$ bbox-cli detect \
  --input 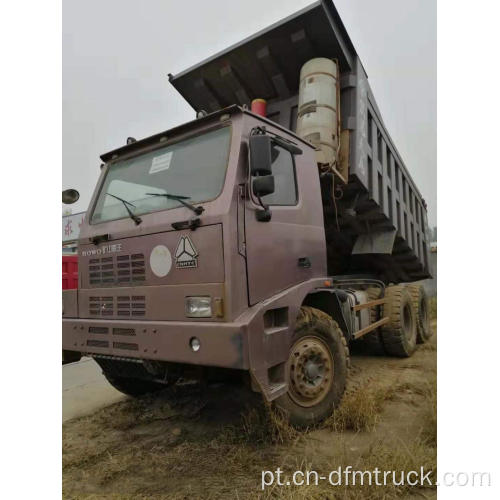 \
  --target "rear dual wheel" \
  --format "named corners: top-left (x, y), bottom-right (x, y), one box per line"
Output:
top-left (407, 284), bottom-right (432, 343)
top-left (381, 285), bottom-right (417, 357)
